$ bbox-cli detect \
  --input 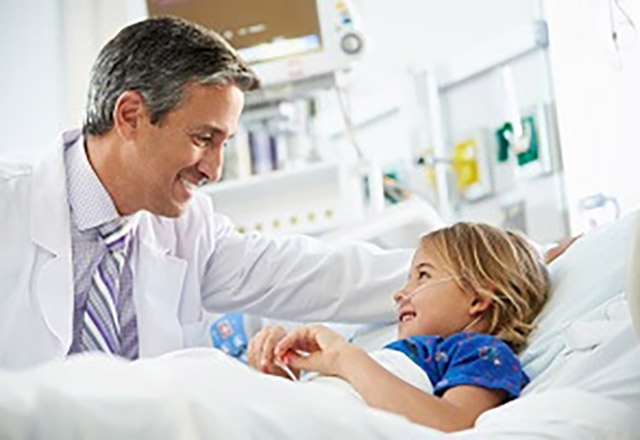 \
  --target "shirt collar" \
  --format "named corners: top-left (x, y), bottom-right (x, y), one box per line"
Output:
top-left (65, 132), bottom-right (125, 232)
